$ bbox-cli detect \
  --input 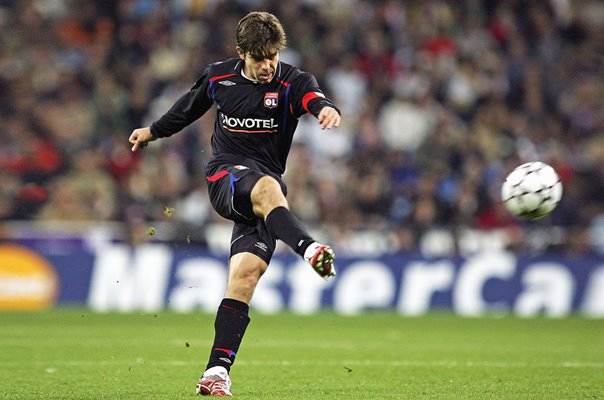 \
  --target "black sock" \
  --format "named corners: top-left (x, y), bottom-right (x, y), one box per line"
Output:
top-left (265, 206), bottom-right (314, 257)
top-left (206, 298), bottom-right (250, 372)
